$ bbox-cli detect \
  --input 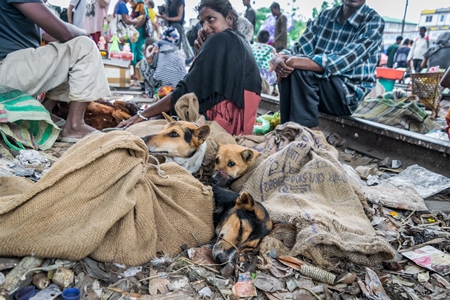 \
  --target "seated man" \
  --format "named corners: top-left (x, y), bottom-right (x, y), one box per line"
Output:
top-left (0, 0), bottom-right (110, 140)
top-left (272, 0), bottom-right (384, 129)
